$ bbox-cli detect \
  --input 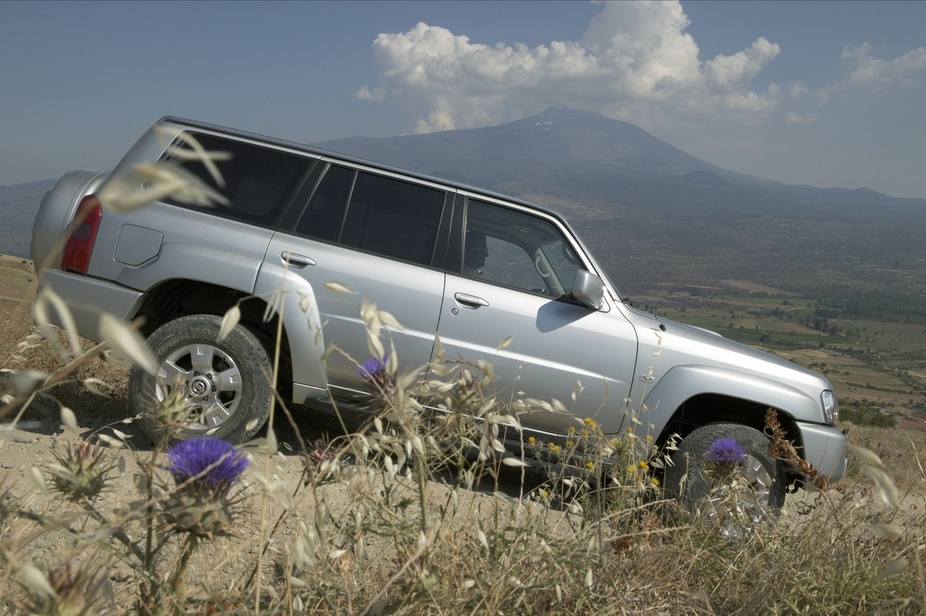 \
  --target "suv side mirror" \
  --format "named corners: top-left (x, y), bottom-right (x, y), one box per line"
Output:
top-left (571, 270), bottom-right (605, 309)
